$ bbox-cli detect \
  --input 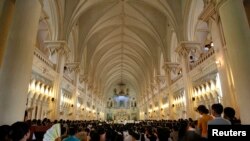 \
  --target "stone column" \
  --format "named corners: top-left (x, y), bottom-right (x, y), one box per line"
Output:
top-left (39, 104), bottom-right (43, 120)
top-left (0, 0), bottom-right (15, 67)
top-left (66, 62), bottom-right (80, 120)
top-left (27, 98), bottom-right (33, 120)
top-left (84, 80), bottom-right (89, 120)
top-left (217, 0), bottom-right (250, 124)
top-left (176, 41), bottom-right (200, 119)
top-left (89, 87), bottom-right (94, 120)
top-left (163, 62), bottom-right (180, 120)
top-left (198, 1), bottom-right (238, 110)
top-left (0, 0), bottom-right (41, 125)
top-left (35, 100), bottom-right (40, 119)
top-left (31, 100), bottom-right (37, 120)
top-left (156, 78), bottom-right (162, 120)
top-left (43, 102), bottom-right (48, 119)
top-left (41, 102), bottom-right (45, 119)
top-left (44, 41), bottom-right (69, 120)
